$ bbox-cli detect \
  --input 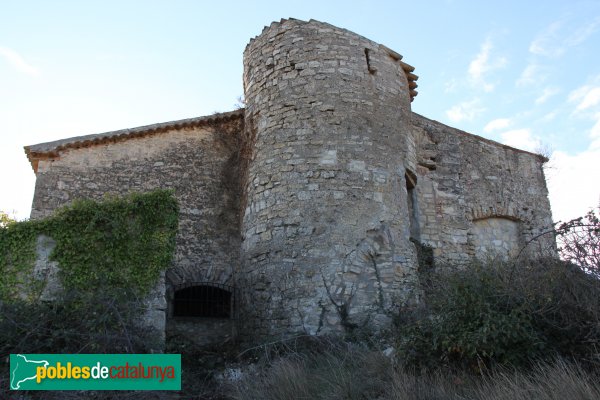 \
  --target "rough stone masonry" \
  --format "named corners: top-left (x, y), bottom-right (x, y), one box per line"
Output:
top-left (24, 18), bottom-right (554, 341)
